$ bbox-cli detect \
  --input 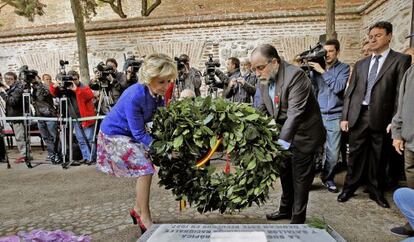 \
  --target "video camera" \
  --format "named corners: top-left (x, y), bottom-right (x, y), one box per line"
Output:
top-left (94, 62), bottom-right (116, 88)
top-left (174, 56), bottom-right (188, 84)
top-left (298, 42), bottom-right (327, 71)
top-left (58, 60), bottom-right (75, 89)
top-left (174, 56), bottom-right (187, 73)
top-left (125, 56), bottom-right (143, 73)
top-left (19, 65), bottom-right (38, 86)
top-left (204, 54), bottom-right (221, 86)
